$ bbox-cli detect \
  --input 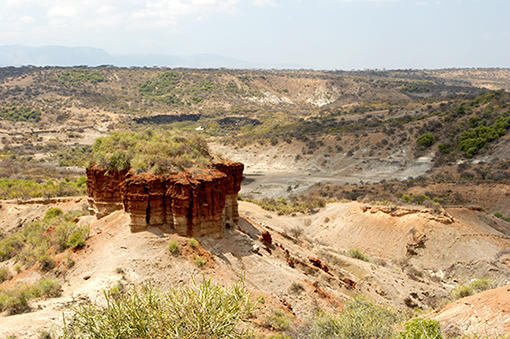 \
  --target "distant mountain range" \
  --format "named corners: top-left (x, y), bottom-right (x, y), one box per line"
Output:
top-left (0, 45), bottom-right (302, 69)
